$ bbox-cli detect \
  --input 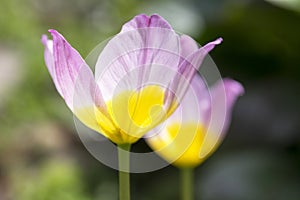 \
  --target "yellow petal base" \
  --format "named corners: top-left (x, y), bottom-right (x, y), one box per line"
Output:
top-left (75, 85), bottom-right (167, 144)
top-left (147, 122), bottom-right (216, 168)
